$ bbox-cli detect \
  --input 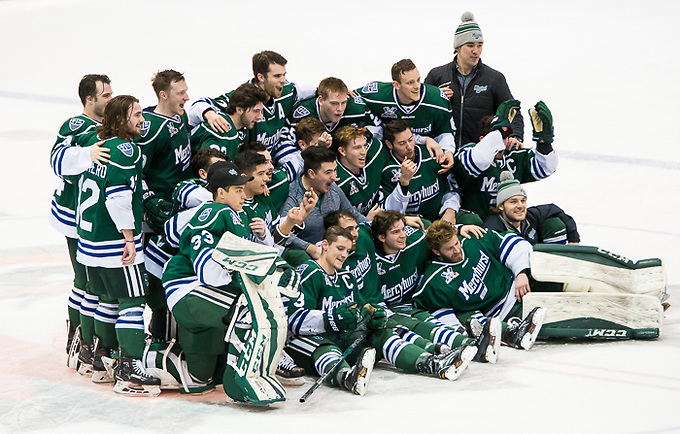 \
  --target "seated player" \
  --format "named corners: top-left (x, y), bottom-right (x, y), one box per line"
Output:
top-left (286, 226), bottom-right (478, 397)
top-left (453, 100), bottom-right (558, 220)
top-left (483, 171), bottom-right (580, 246)
top-left (413, 220), bottom-right (545, 350)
